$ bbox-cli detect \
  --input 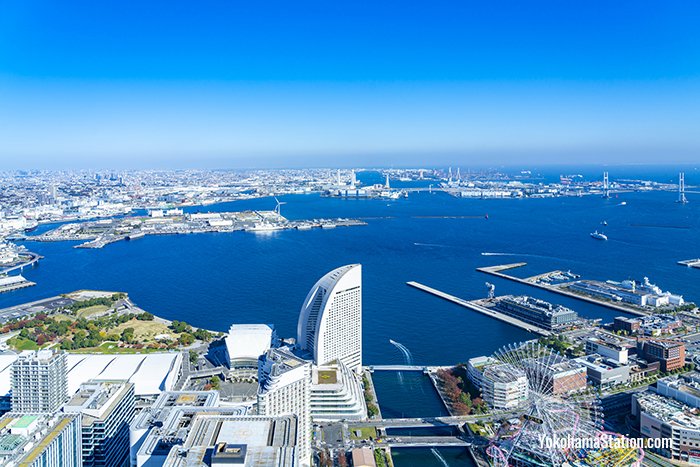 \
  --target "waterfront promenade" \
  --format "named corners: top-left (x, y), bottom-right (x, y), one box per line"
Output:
top-left (406, 280), bottom-right (552, 335)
